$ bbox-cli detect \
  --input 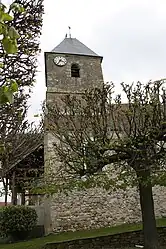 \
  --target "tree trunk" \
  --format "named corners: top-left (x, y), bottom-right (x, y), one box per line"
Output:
top-left (21, 191), bottom-right (25, 205)
top-left (4, 192), bottom-right (8, 206)
top-left (2, 178), bottom-right (8, 206)
top-left (4, 178), bottom-right (8, 206)
top-left (12, 171), bottom-right (17, 205)
top-left (137, 169), bottom-right (159, 249)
